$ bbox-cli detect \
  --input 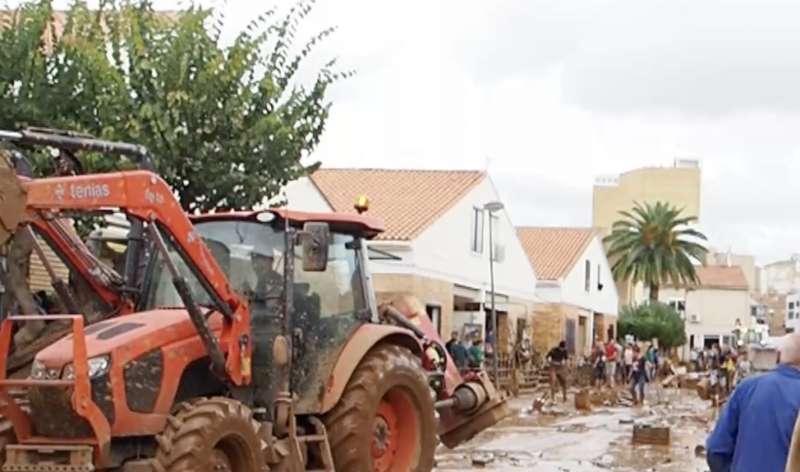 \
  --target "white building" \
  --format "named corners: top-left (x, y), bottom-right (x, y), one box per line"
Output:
top-left (284, 169), bottom-right (539, 353)
top-left (660, 266), bottom-right (751, 359)
top-left (764, 255), bottom-right (800, 294)
top-left (786, 292), bottom-right (800, 333)
top-left (516, 227), bottom-right (619, 357)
